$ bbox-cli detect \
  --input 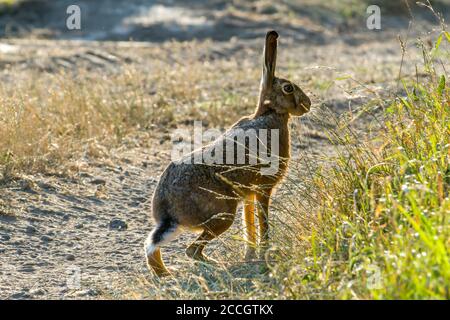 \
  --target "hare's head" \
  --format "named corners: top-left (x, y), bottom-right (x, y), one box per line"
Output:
top-left (256, 31), bottom-right (311, 117)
